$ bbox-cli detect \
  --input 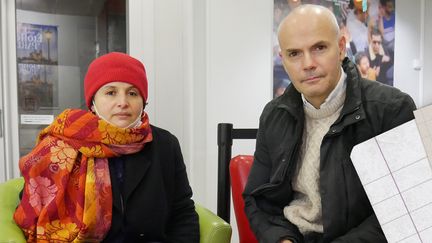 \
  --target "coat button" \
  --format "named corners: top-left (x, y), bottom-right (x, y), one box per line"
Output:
top-left (139, 233), bottom-right (145, 237)
top-left (355, 115), bottom-right (361, 120)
